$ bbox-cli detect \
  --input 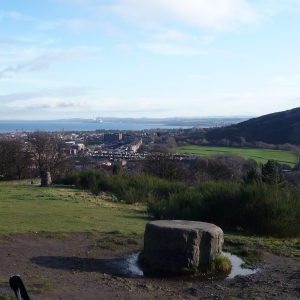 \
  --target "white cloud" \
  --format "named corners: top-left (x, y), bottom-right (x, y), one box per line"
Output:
top-left (138, 64), bottom-right (145, 71)
top-left (63, 19), bottom-right (98, 32)
top-left (136, 97), bottom-right (156, 108)
top-left (52, 0), bottom-right (96, 5)
top-left (34, 0), bottom-right (300, 34)
top-left (273, 76), bottom-right (286, 83)
top-left (114, 44), bottom-right (132, 52)
top-left (107, 0), bottom-right (260, 31)
top-left (0, 87), bottom-right (88, 103)
top-left (2, 8), bottom-right (100, 34)
top-left (5, 11), bottom-right (36, 22)
top-left (31, 99), bottom-right (89, 109)
top-left (202, 35), bottom-right (215, 45)
top-left (0, 48), bottom-right (89, 78)
top-left (187, 74), bottom-right (210, 80)
top-left (0, 38), bottom-right (23, 46)
top-left (139, 43), bottom-right (205, 55)
top-left (37, 18), bottom-right (100, 32)
top-left (265, 75), bottom-right (300, 87)
top-left (153, 29), bottom-right (186, 41)
top-left (35, 21), bottom-right (61, 31)
top-left (252, 0), bottom-right (300, 16)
